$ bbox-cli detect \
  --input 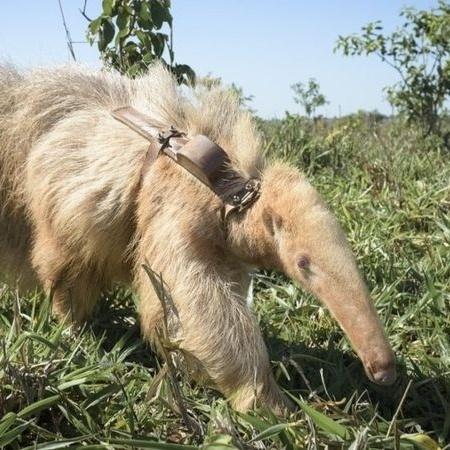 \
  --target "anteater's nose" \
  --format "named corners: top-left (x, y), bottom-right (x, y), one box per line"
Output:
top-left (364, 352), bottom-right (397, 386)
top-left (370, 366), bottom-right (397, 386)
